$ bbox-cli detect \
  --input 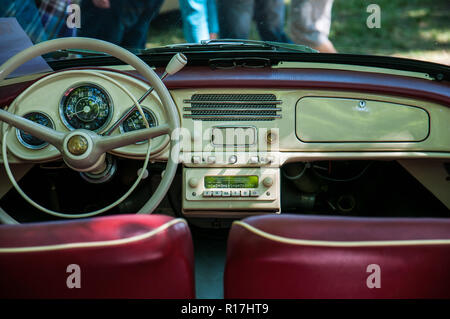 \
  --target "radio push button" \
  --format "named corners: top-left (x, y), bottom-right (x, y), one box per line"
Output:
top-left (222, 190), bottom-right (231, 197)
top-left (213, 190), bottom-right (222, 197)
top-left (231, 190), bottom-right (241, 197)
top-left (250, 190), bottom-right (260, 197)
top-left (203, 191), bottom-right (212, 197)
top-left (241, 190), bottom-right (250, 197)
